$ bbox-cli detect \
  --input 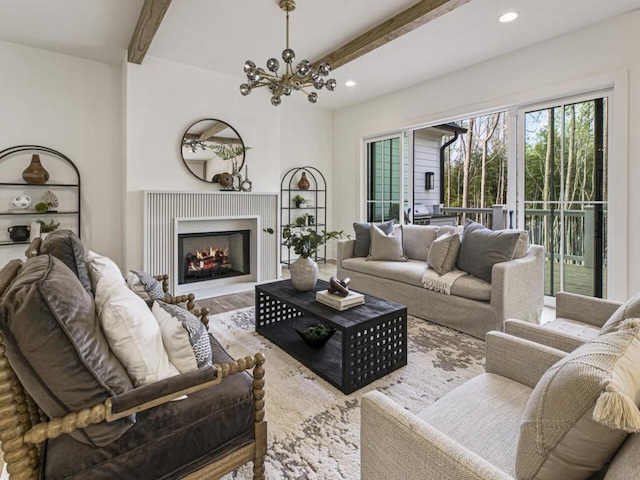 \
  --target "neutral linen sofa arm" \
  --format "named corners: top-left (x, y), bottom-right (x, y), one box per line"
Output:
top-left (491, 245), bottom-right (544, 325)
top-left (556, 291), bottom-right (621, 328)
top-left (22, 352), bottom-right (265, 445)
top-left (504, 319), bottom-right (586, 352)
top-left (361, 391), bottom-right (513, 480)
top-left (337, 239), bottom-right (355, 265)
top-left (485, 331), bottom-right (566, 388)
